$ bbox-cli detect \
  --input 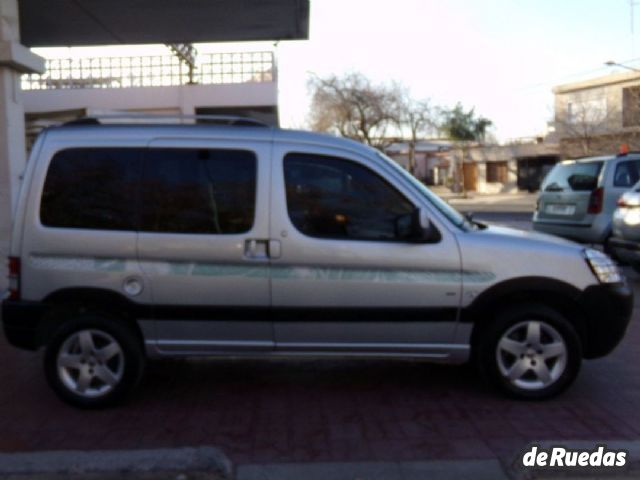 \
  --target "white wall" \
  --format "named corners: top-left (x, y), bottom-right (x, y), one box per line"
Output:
top-left (23, 81), bottom-right (277, 116)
